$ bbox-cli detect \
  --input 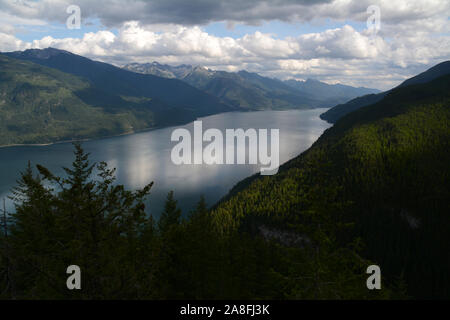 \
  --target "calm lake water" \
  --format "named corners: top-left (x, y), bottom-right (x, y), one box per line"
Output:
top-left (0, 108), bottom-right (331, 217)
